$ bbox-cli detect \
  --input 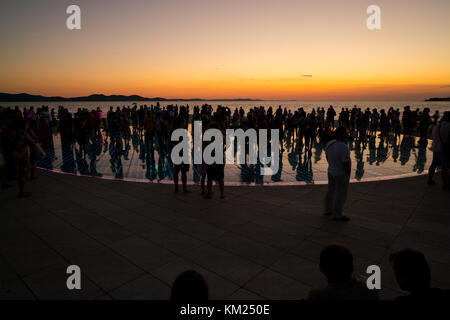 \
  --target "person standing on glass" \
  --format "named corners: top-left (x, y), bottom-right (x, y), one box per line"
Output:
top-left (324, 126), bottom-right (351, 222)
